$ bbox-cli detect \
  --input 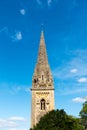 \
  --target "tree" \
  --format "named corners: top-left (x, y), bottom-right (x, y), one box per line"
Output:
top-left (80, 101), bottom-right (87, 130)
top-left (80, 101), bottom-right (87, 118)
top-left (31, 109), bottom-right (83, 130)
